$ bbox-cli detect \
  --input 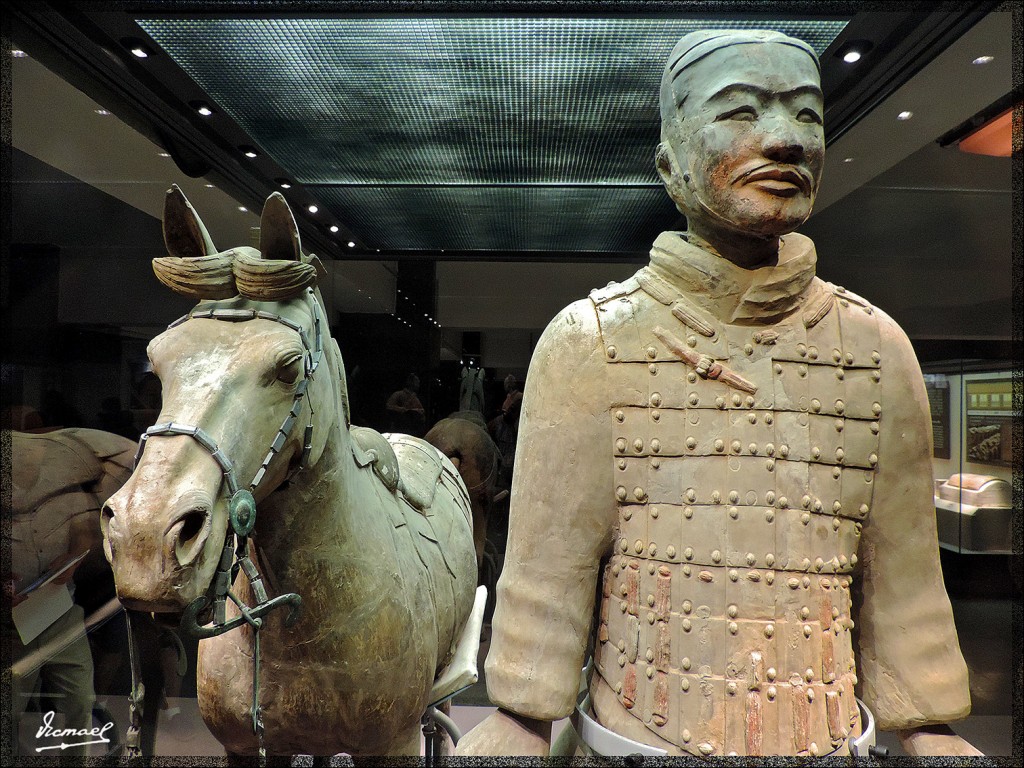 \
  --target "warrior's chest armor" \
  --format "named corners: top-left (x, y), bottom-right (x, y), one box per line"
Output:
top-left (591, 267), bottom-right (883, 757)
